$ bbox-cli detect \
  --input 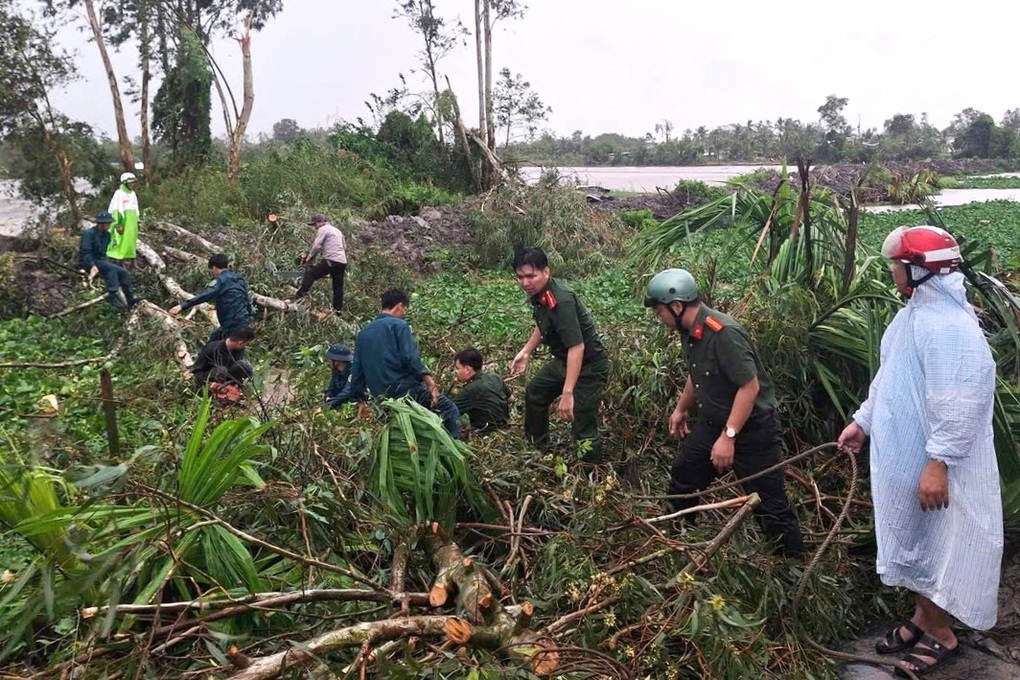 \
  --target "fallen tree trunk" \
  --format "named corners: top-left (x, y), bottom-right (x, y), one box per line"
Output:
top-left (230, 610), bottom-right (558, 680)
top-left (426, 526), bottom-right (494, 624)
top-left (129, 301), bottom-right (193, 371)
top-left (250, 292), bottom-right (298, 312)
top-left (81, 588), bottom-right (430, 619)
top-left (425, 525), bottom-right (558, 674)
top-left (229, 616), bottom-right (454, 680)
top-left (151, 222), bottom-right (218, 253)
top-left (162, 246), bottom-right (205, 265)
top-left (135, 240), bottom-right (219, 327)
top-left (142, 239), bottom-right (296, 315)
